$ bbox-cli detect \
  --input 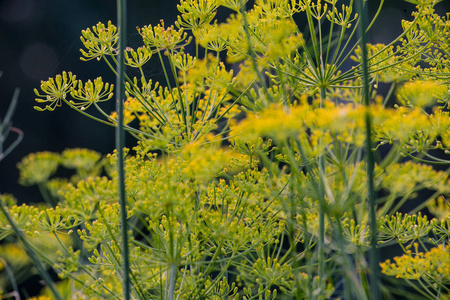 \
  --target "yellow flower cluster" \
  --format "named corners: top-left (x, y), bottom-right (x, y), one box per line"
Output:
top-left (428, 195), bottom-right (450, 220)
top-left (351, 44), bottom-right (417, 83)
top-left (69, 77), bottom-right (114, 111)
top-left (230, 102), bottom-right (308, 142)
top-left (17, 152), bottom-right (59, 186)
top-left (20, 0), bottom-right (450, 298)
top-left (397, 80), bottom-right (447, 108)
top-left (184, 54), bottom-right (234, 91)
top-left (378, 212), bottom-right (431, 245)
top-left (138, 19), bottom-right (190, 51)
top-left (17, 149), bottom-right (104, 189)
top-left (109, 97), bottom-right (139, 126)
top-left (379, 161), bottom-right (450, 196)
top-left (374, 107), bottom-right (429, 146)
top-left (230, 97), bottom-right (449, 153)
top-left (124, 46), bottom-right (153, 68)
top-left (34, 71), bottom-right (77, 111)
top-left (60, 148), bottom-right (102, 171)
top-left (80, 21), bottom-right (118, 61)
top-left (381, 244), bottom-right (450, 283)
top-left (0, 243), bottom-right (29, 268)
top-left (176, 0), bottom-right (217, 31)
top-left (181, 139), bottom-right (232, 183)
